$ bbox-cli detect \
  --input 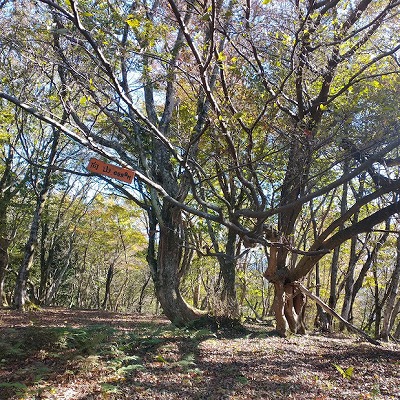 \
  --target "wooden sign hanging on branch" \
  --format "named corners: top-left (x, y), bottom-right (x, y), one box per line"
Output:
top-left (86, 158), bottom-right (135, 184)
